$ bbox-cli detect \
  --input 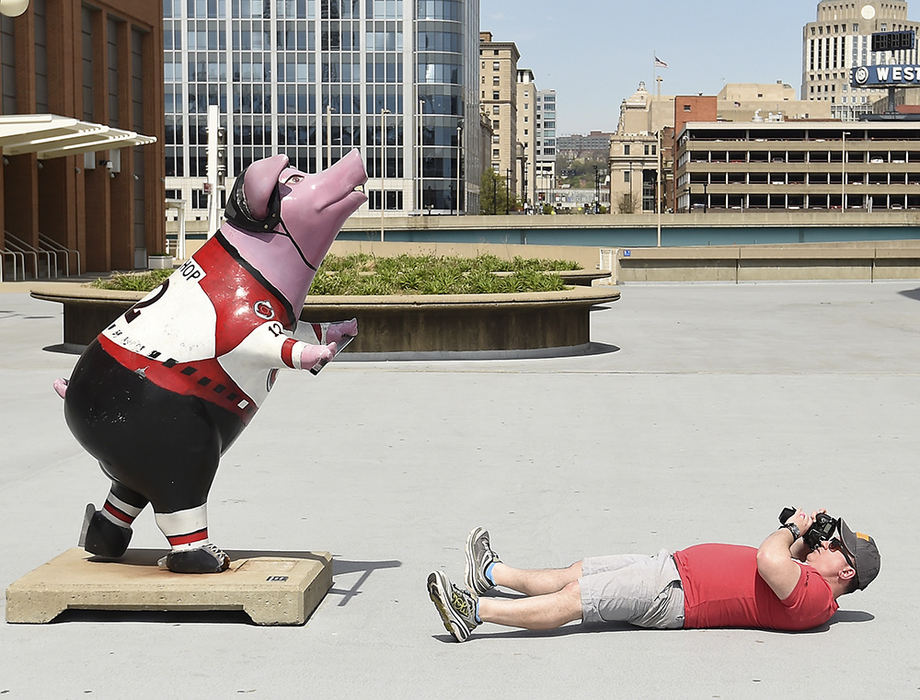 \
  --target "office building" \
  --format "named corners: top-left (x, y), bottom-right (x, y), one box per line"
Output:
top-left (803, 0), bottom-right (920, 120)
top-left (516, 67), bottom-right (535, 205)
top-left (165, 0), bottom-right (481, 220)
top-left (534, 88), bottom-right (556, 204)
top-left (676, 120), bottom-right (920, 211)
top-left (556, 131), bottom-right (614, 159)
top-left (1, 0), bottom-right (163, 275)
top-left (479, 30), bottom-right (518, 198)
